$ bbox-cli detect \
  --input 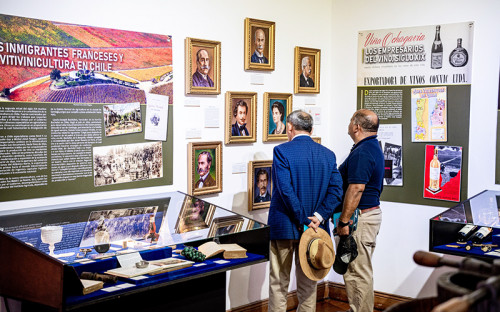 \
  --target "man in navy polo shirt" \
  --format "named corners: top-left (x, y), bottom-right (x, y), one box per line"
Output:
top-left (336, 109), bottom-right (384, 312)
